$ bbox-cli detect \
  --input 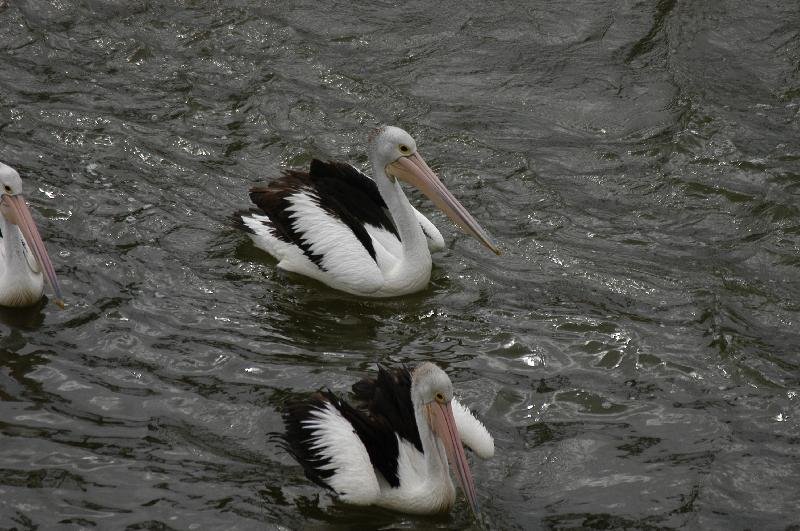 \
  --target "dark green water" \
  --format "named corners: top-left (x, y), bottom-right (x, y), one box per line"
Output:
top-left (1, 1), bottom-right (798, 529)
